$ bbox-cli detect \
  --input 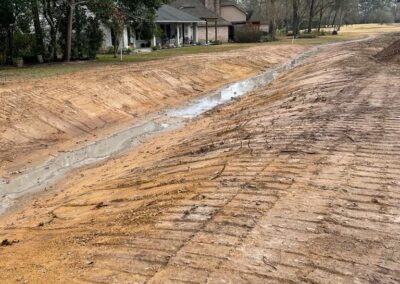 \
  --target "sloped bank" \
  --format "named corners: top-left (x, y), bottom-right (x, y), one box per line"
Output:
top-left (0, 40), bottom-right (353, 215)
top-left (0, 45), bottom-right (307, 177)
